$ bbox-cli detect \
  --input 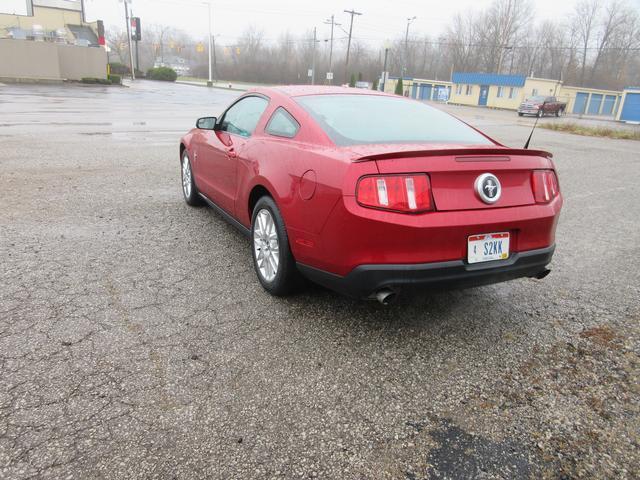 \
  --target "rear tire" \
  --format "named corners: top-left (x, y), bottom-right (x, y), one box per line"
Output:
top-left (251, 196), bottom-right (300, 296)
top-left (537, 110), bottom-right (543, 118)
top-left (181, 150), bottom-right (202, 206)
top-left (518, 112), bottom-right (523, 117)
